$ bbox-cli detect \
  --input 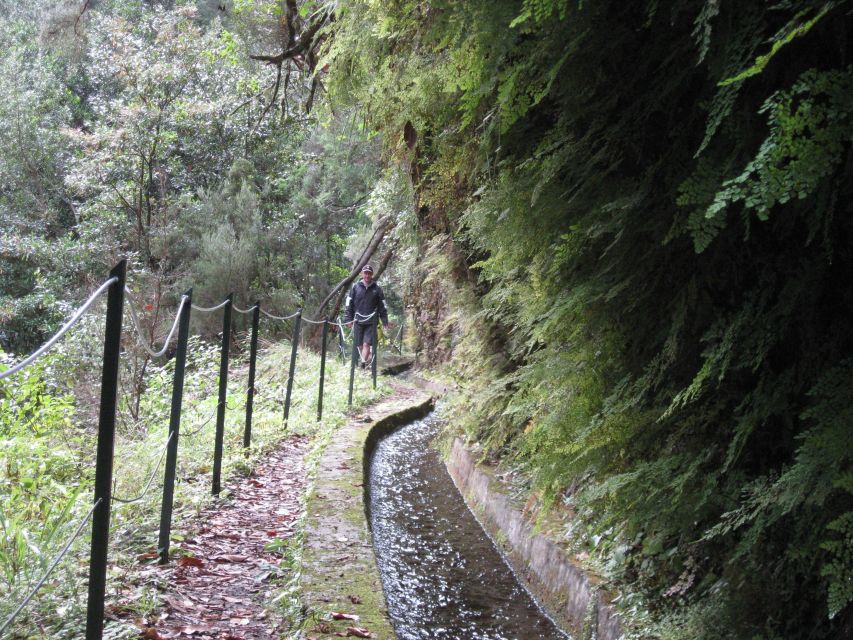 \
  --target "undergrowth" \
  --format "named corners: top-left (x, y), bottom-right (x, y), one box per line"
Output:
top-left (0, 325), bottom-right (389, 638)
